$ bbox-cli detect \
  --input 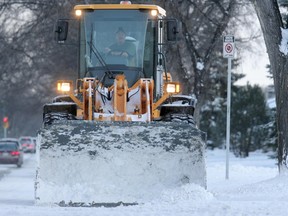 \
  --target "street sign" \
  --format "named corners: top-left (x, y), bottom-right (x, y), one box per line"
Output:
top-left (223, 35), bottom-right (235, 58)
